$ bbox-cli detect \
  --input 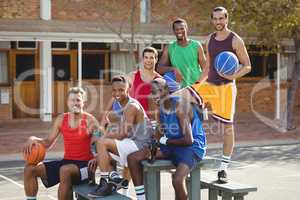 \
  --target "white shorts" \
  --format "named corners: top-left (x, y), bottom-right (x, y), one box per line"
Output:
top-left (109, 138), bottom-right (139, 167)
